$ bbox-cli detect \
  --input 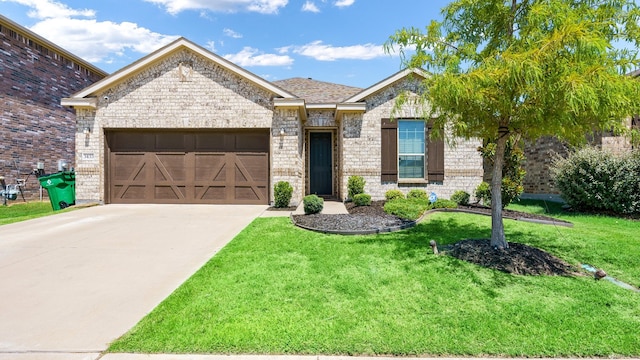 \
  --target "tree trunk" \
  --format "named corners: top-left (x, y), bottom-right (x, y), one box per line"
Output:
top-left (490, 131), bottom-right (509, 249)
